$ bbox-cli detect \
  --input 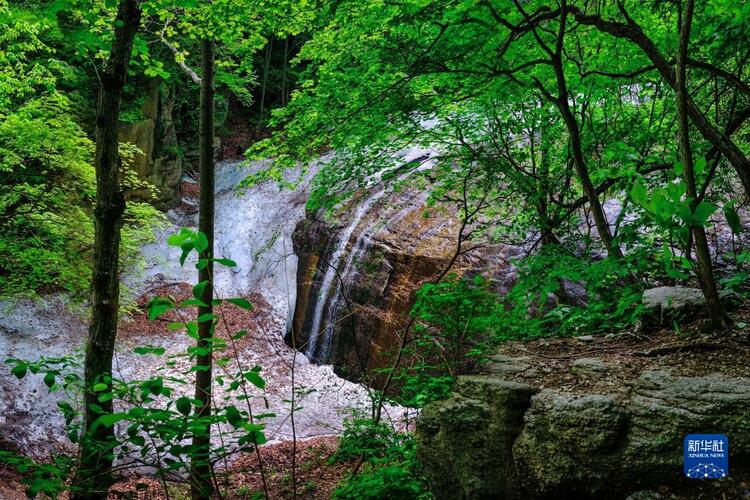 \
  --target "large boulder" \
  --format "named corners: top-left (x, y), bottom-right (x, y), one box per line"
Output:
top-left (417, 377), bottom-right (537, 499)
top-left (642, 286), bottom-right (706, 321)
top-left (417, 359), bottom-right (750, 499)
